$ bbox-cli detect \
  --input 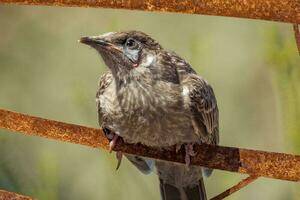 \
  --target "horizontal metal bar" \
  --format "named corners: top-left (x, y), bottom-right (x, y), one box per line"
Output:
top-left (0, 0), bottom-right (299, 23)
top-left (0, 108), bottom-right (300, 181)
top-left (0, 189), bottom-right (33, 200)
